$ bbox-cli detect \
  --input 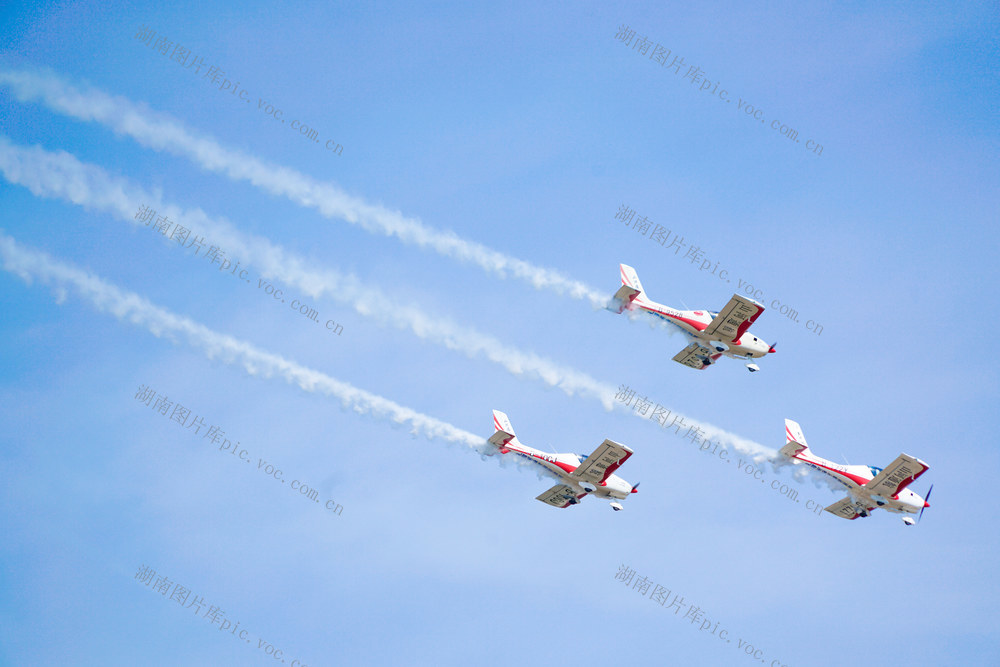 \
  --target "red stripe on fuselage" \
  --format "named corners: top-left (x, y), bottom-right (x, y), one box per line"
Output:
top-left (509, 444), bottom-right (577, 475)
top-left (793, 454), bottom-right (871, 487)
top-left (640, 304), bottom-right (707, 332)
